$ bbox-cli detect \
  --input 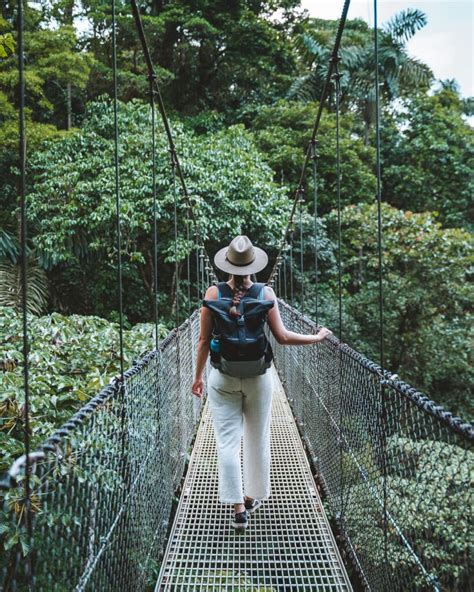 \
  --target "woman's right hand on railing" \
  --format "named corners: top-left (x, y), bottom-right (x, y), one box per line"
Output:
top-left (313, 327), bottom-right (333, 342)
